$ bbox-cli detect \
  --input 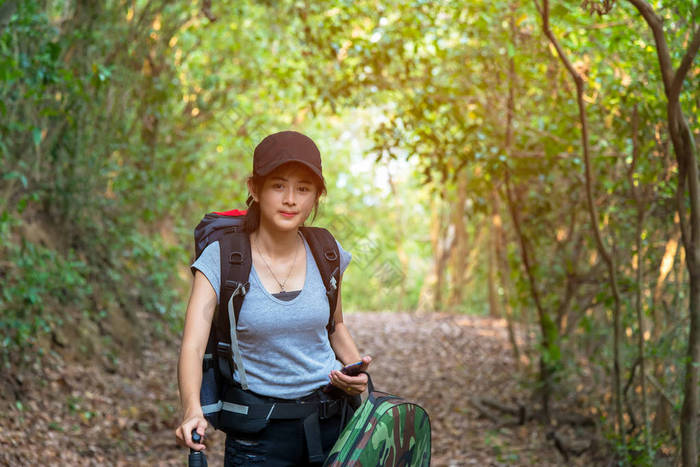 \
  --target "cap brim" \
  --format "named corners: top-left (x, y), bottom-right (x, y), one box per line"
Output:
top-left (256, 158), bottom-right (324, 182)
